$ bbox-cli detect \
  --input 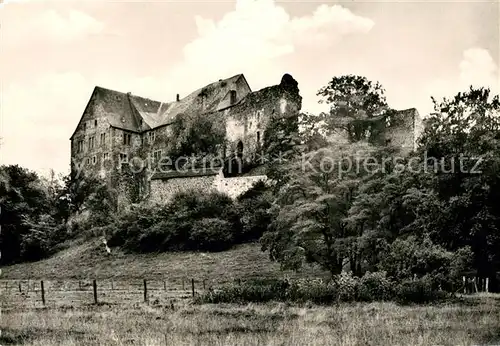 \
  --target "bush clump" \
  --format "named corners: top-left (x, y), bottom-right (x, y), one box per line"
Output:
top-left (196, 271), bottom-right (450, 305)
top-left (107, 190), bottom-right (242, 252)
